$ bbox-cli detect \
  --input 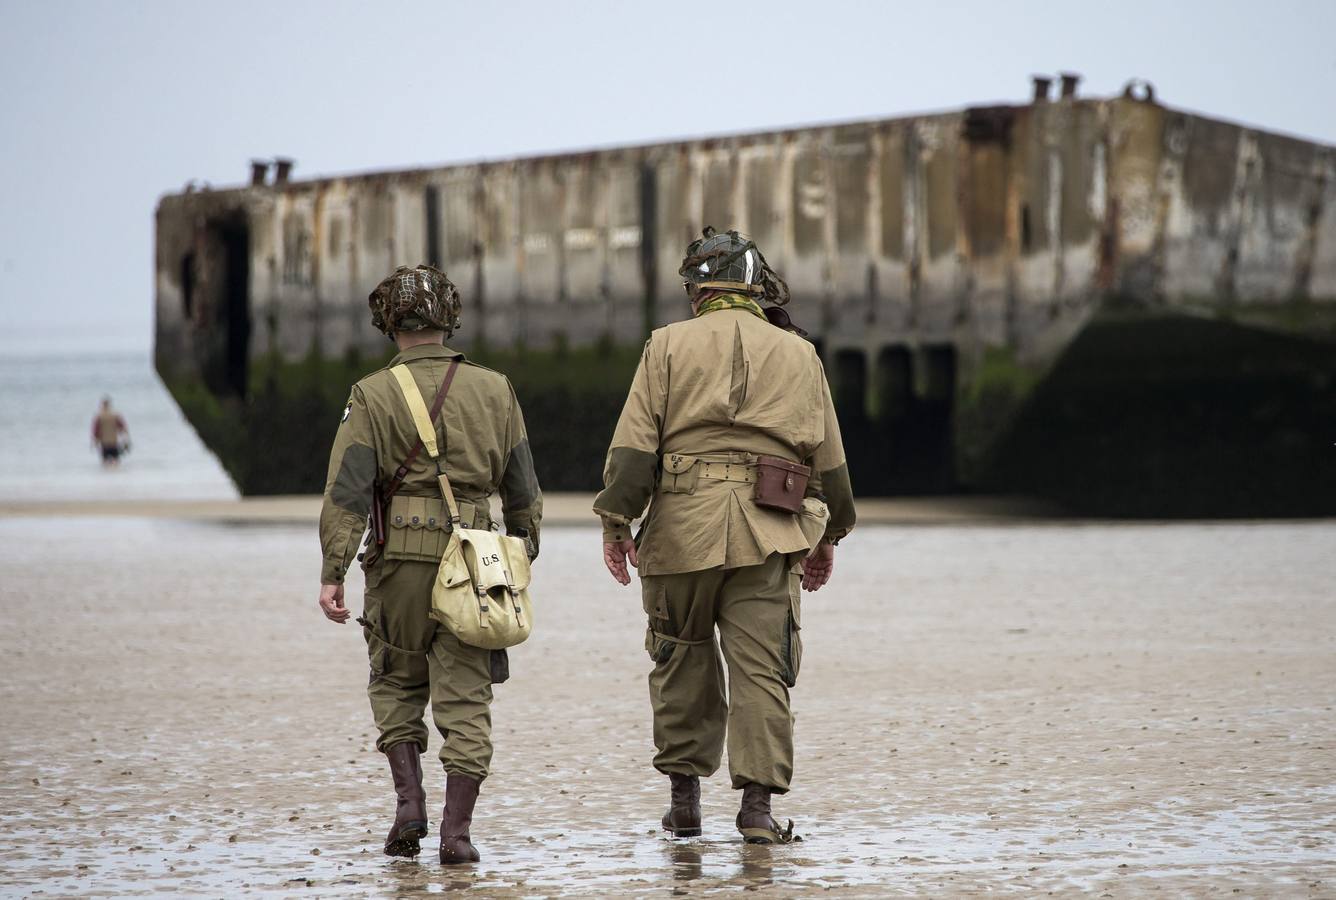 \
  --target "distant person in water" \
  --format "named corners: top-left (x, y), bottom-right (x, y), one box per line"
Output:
top-left (91, 397), bottom-right (130, 466)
